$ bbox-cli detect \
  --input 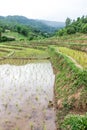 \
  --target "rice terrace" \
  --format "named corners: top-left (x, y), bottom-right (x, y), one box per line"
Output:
top-left (0, 15), bottom-right (87, 130)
